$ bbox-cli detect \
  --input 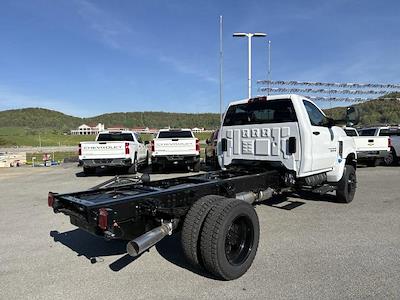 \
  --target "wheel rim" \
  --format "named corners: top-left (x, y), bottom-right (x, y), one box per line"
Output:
top-left (224, 215), bottom-right (254, 266)
top-left (385, 153), bottom-right (393, 165)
